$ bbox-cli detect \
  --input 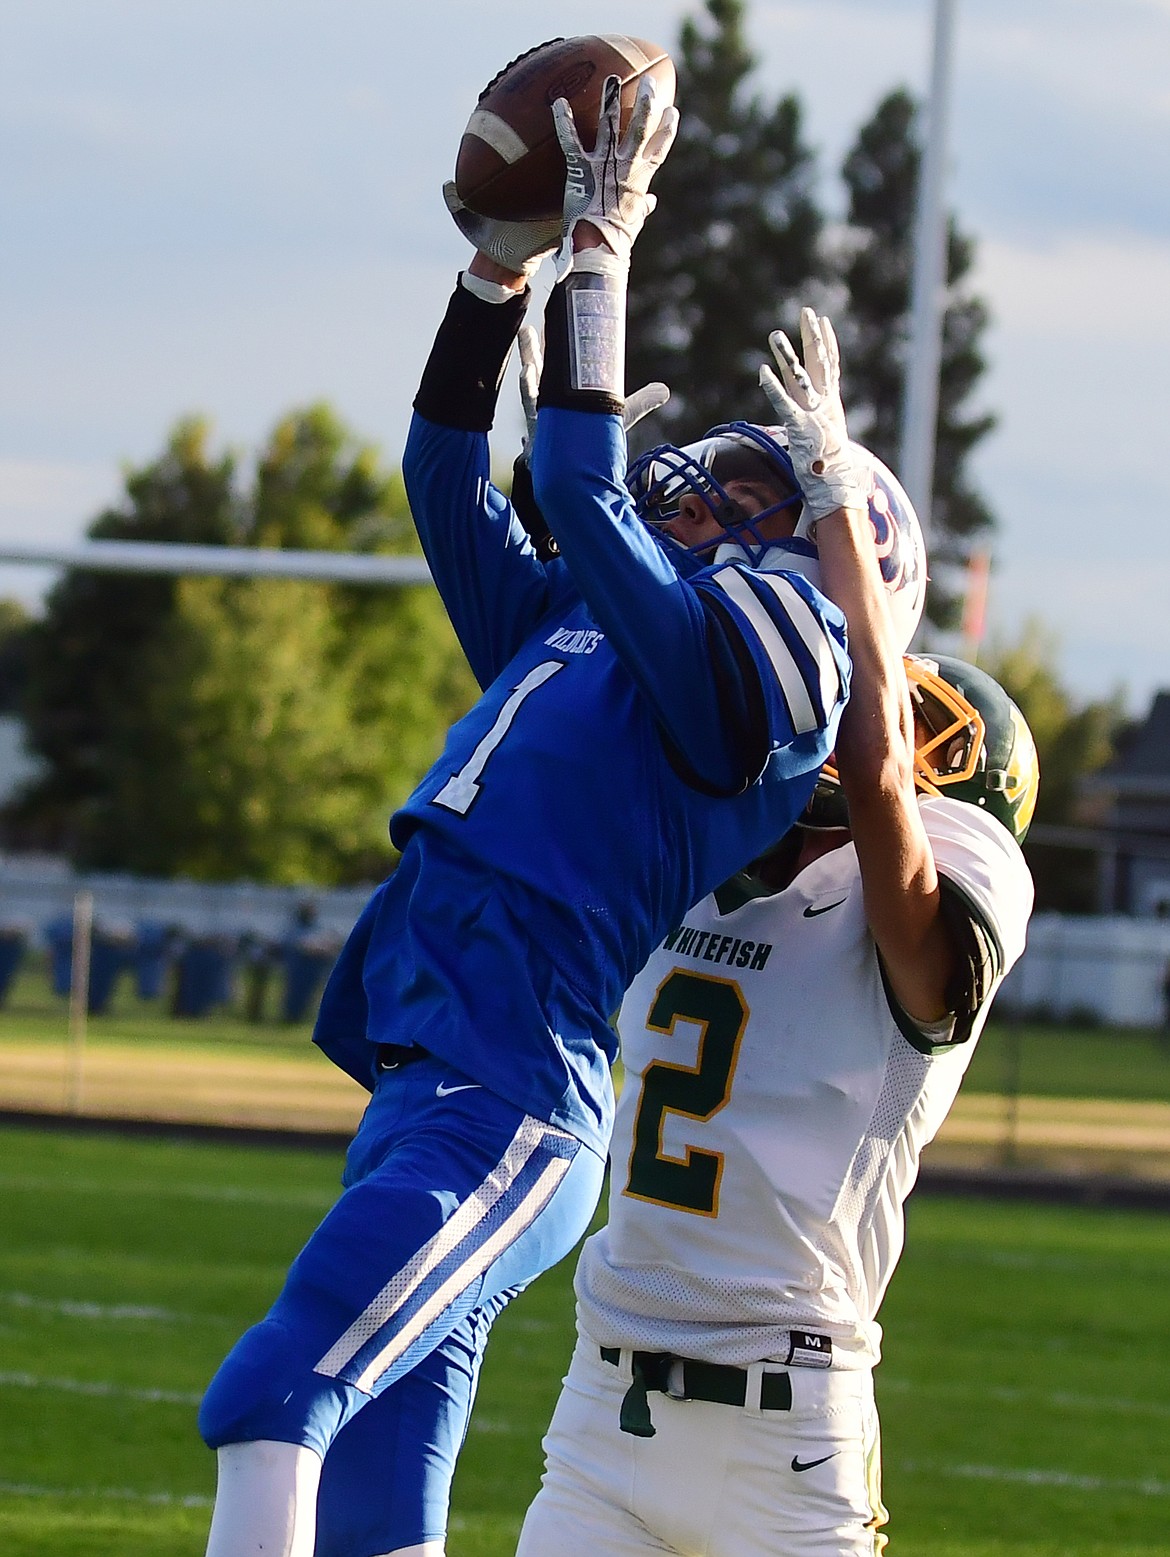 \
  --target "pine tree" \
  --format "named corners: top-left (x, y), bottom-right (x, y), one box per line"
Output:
top-left (626, 0), bottom-right (823, 445)
top-left (836, 89), bottom-right (995, 626)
